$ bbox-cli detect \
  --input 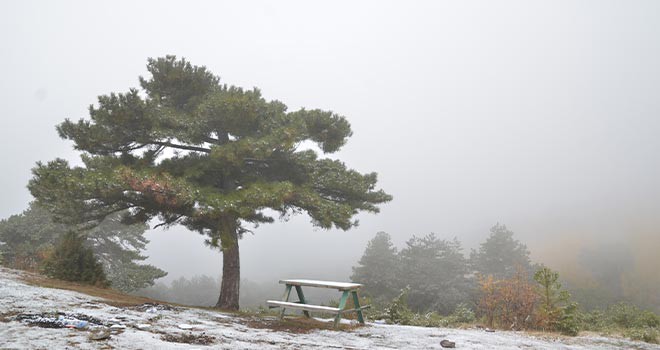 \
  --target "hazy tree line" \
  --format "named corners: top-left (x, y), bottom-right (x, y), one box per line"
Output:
top-left (351, 224), bottom-right (533, 314)
top-left (567, 241), bottom-right (659, 313)
top-left (0, 203), bottom-right (166, 292)
top-left (352, 224), bottom-right (659, 314)
top-left (350, 224), bottom-right (659, 341)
